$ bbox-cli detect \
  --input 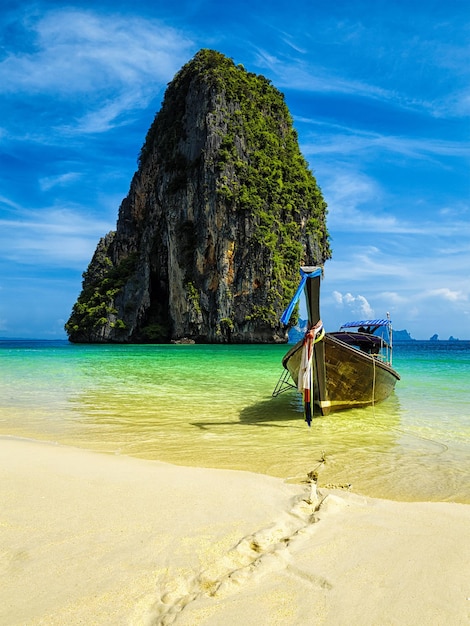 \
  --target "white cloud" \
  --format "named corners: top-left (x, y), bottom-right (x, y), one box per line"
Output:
top-left (376, 291), bottom-right (408, 306)
top-left (0, 207), bottom-right (114, 267)
top-left (323, 241), bottom-right (470, 338)
top-left (254, 48), bottom-right (392, 101)
top-left (332, 291), bottom-right (374, 319)
top-left (306, 161), bottom-right (470, 239)
top-left (1, 9), bottom-right (194, 133)
top-left (255, 6), bottom-right (470, 119)
top-left (356, 295), bottom-right (374, 318)
top-left (425, 288), bottom-right (468, 303)
top-left (3, 10), bottom-right (191, 94)
top-left (0, 195), bottom-right (23, 211)
top-left (39, 172), bottom-right (82, 192)
top-left (332, 291), bottom-right (343, 305)
top-left (301, 126), bottom-right (470, 161)
top-left (69, 93), bottom-right (144, 134)
top-left (316, 170), bottom-right (414, 234)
